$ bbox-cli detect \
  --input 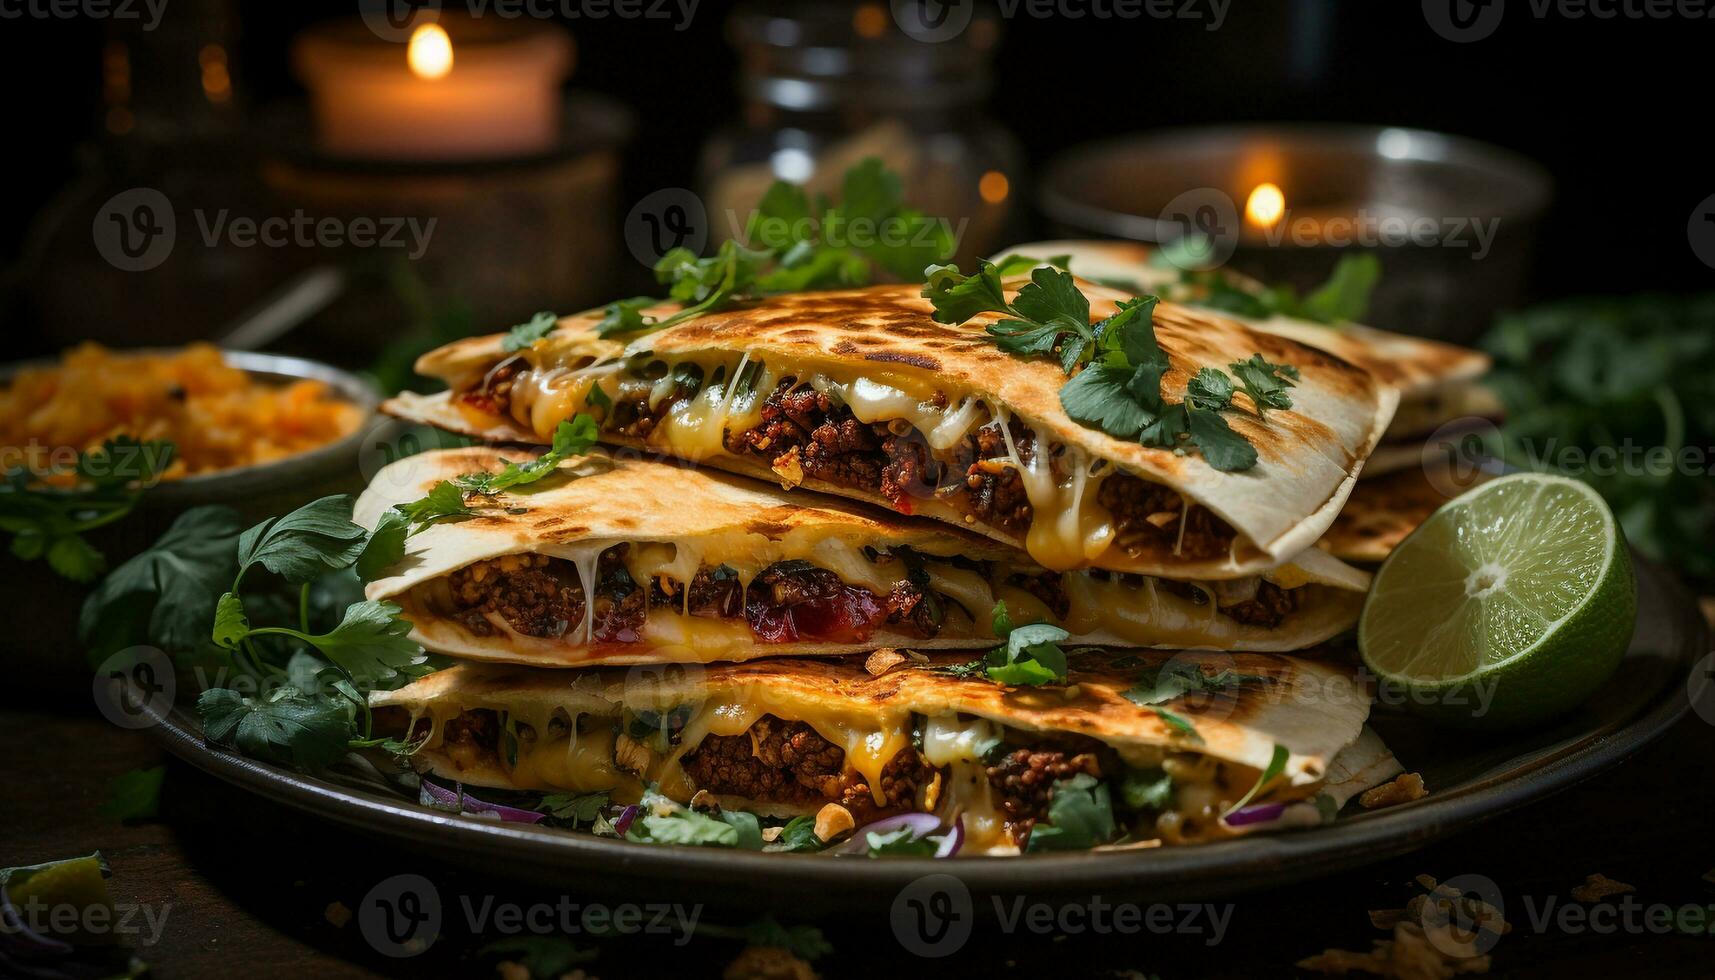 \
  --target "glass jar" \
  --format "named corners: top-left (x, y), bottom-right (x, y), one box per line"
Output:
top-left (700, 0), bottom-right (1022, 268)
